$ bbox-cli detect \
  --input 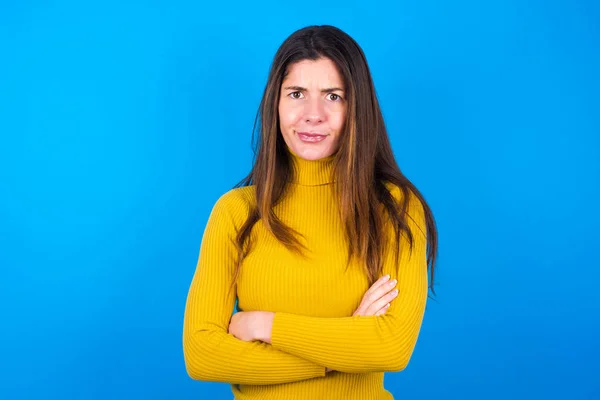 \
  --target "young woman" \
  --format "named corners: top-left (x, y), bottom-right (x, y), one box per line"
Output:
top-left (183, 25), bottom-right (438, 399)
